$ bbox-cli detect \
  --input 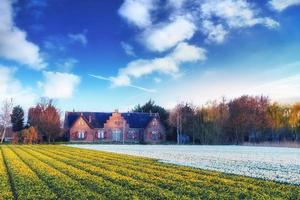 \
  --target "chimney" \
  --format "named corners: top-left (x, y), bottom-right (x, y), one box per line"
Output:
top-left (114, 109), bottom-right (119, 113)
top-left (88, 115), bottom-right (92, 123)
